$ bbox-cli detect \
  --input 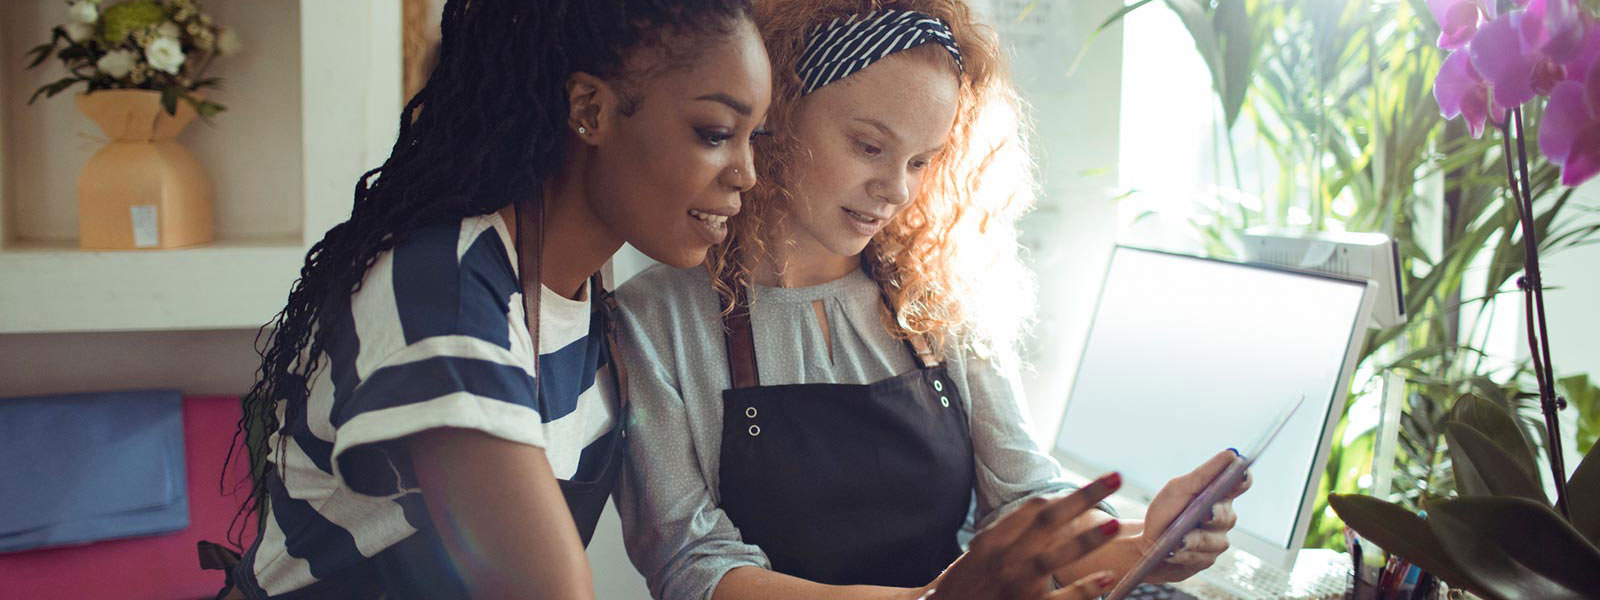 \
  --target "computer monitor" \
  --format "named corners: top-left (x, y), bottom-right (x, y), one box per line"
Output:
top-left (1052, 246), bottom-right (1375, 568)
